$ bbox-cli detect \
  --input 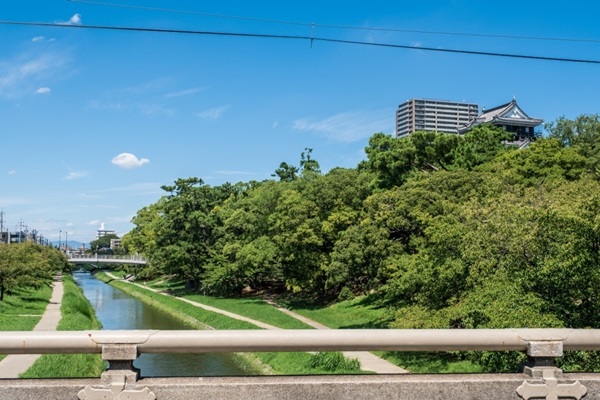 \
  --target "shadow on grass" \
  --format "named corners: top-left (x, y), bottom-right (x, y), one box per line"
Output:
top-left (378, 351), bottom-right (484, 374)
